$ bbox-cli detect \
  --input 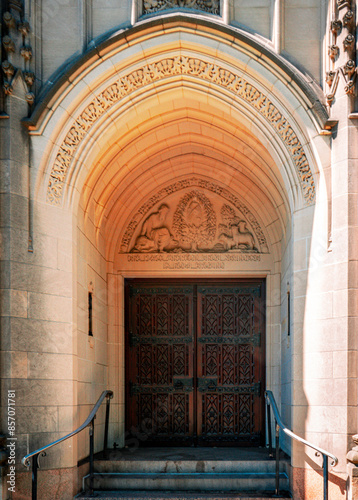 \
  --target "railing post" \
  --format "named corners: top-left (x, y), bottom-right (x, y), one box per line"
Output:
top-left (89, 419), bottom-right (94, 496)
top-left (275, 421), bottom-right (280, 496)
top-left (267, 397), bottom-right (273, 457)
top-left (32, 454), bottom-right (38, 500)
top-left (103, 395), bottom-right (111, 459)
top-left (323, 454), bottom-right (328, 500)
